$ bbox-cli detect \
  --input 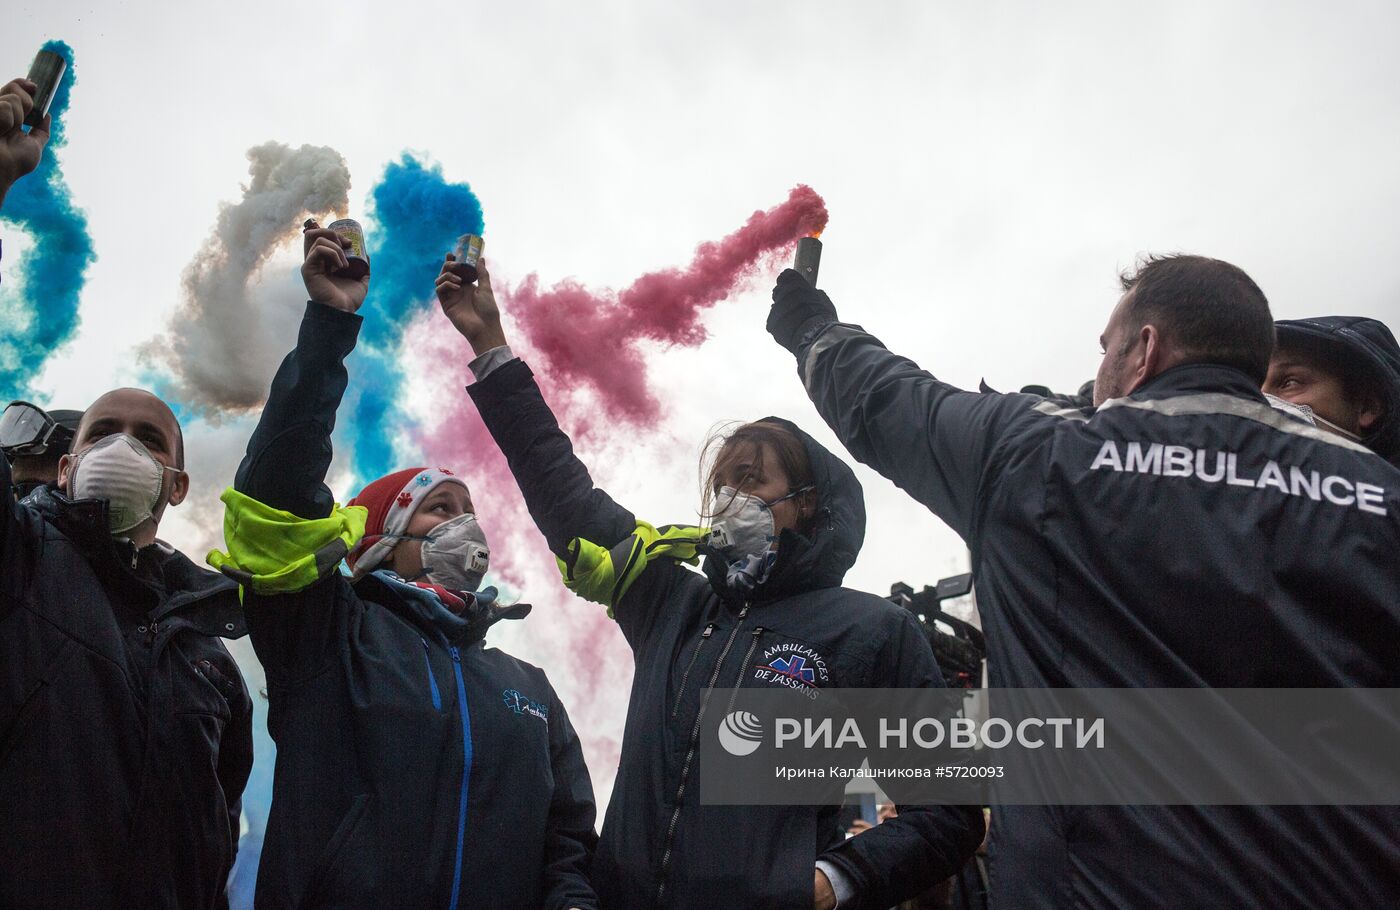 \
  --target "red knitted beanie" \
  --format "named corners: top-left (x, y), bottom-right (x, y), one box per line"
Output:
top-left (346, 466), bottom-right (467, 574)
